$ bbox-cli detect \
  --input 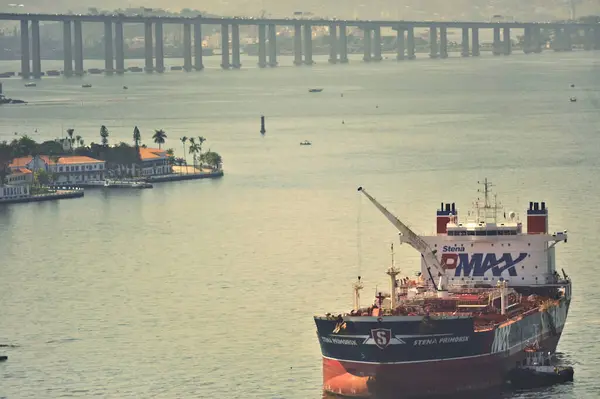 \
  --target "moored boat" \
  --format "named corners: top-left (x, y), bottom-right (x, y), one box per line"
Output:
top-left (103, 179), bottom-right (152, 189)
top-left (315, 180), bottom-right (571, 398)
